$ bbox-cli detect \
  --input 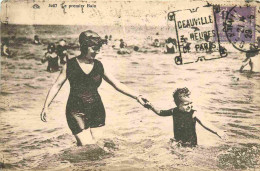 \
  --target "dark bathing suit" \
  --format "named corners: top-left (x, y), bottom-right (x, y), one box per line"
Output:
top-left (57, 45), bottom-right (68, 64)
top-left (66, 58), bottom-right (106, 135)
top-left (159, 108), bottom-right (197, 147)
top-left (45, 53), bottom-right (59, 72)
top-left (166, 44), bottom-right (175, 54)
